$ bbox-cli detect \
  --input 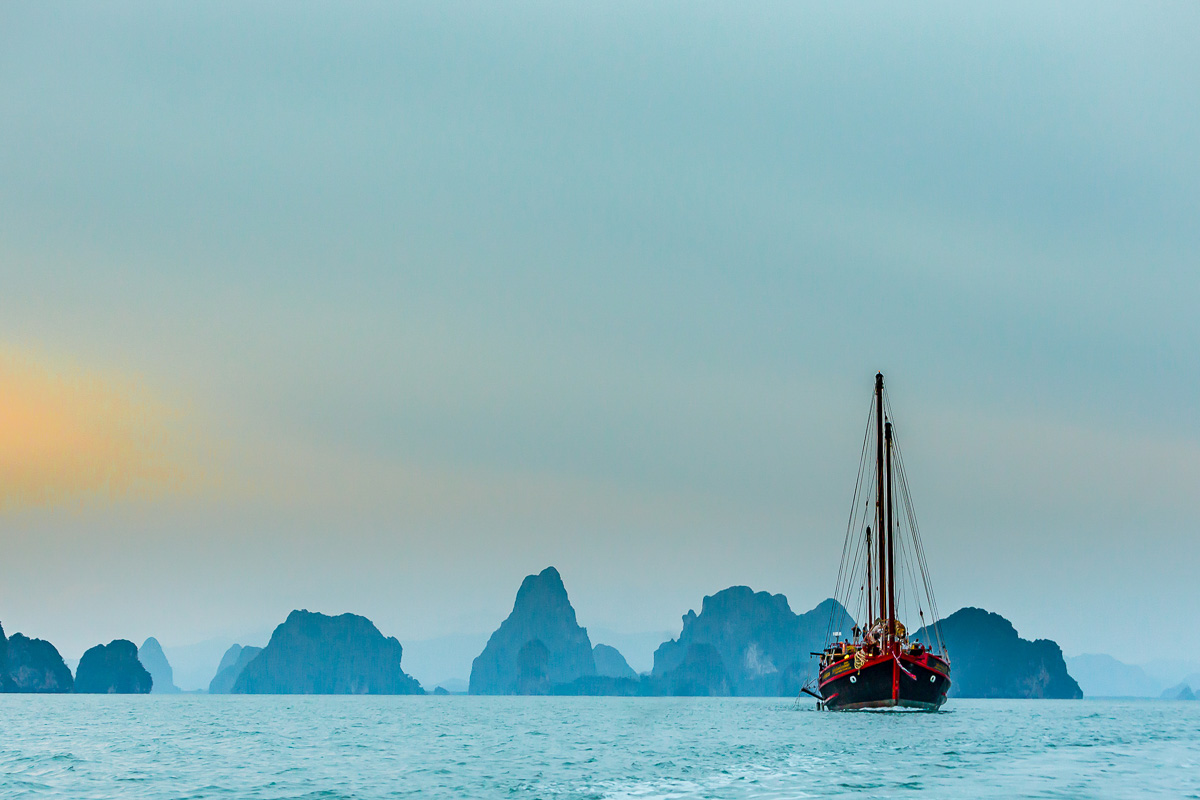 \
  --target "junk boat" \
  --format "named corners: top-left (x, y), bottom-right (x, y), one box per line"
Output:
top-left (806, 373), bottom-right (951, 711)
